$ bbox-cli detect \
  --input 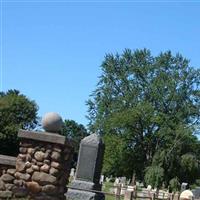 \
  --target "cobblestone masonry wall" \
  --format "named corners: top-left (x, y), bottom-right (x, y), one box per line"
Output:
top-left (0, 155), bottom-right (16, 199)
top-left (0, 130), bottom-right (74, 200)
